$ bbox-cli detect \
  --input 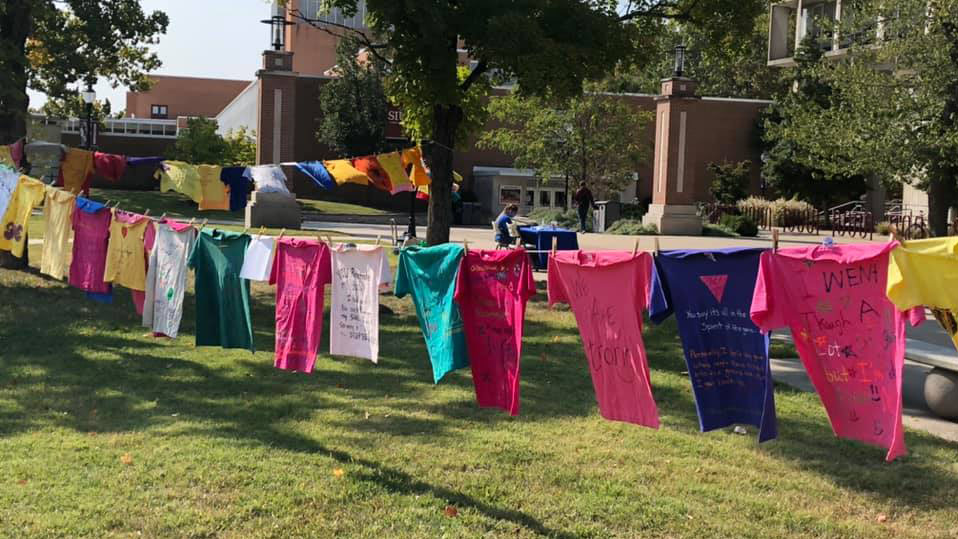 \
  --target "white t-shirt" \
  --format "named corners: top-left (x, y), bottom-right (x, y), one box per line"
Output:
top-left (0, 168), bottom-right (19, 218)
top-left (143, 224), bottom-right (196, 338)
top-left (329, 245), bottom-right (393, 362)
top-left (249, 165), bottom-right (291, 195)
top-left (239, 234), bottom-right (276, 281)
